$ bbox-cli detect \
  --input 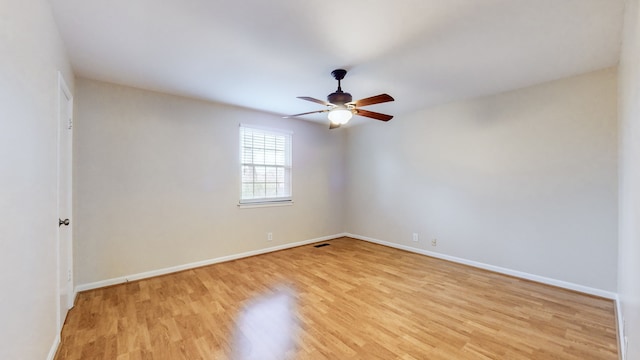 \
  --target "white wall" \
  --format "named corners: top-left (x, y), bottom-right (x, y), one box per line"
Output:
top-left (73, 78), bottom-right (345, 286)
top-left (0, 0), bottom-right (74, 359)
top-left (618, 0), bottom-right (640, 358)
top-left (345, 68), bottom-right (618, 292)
